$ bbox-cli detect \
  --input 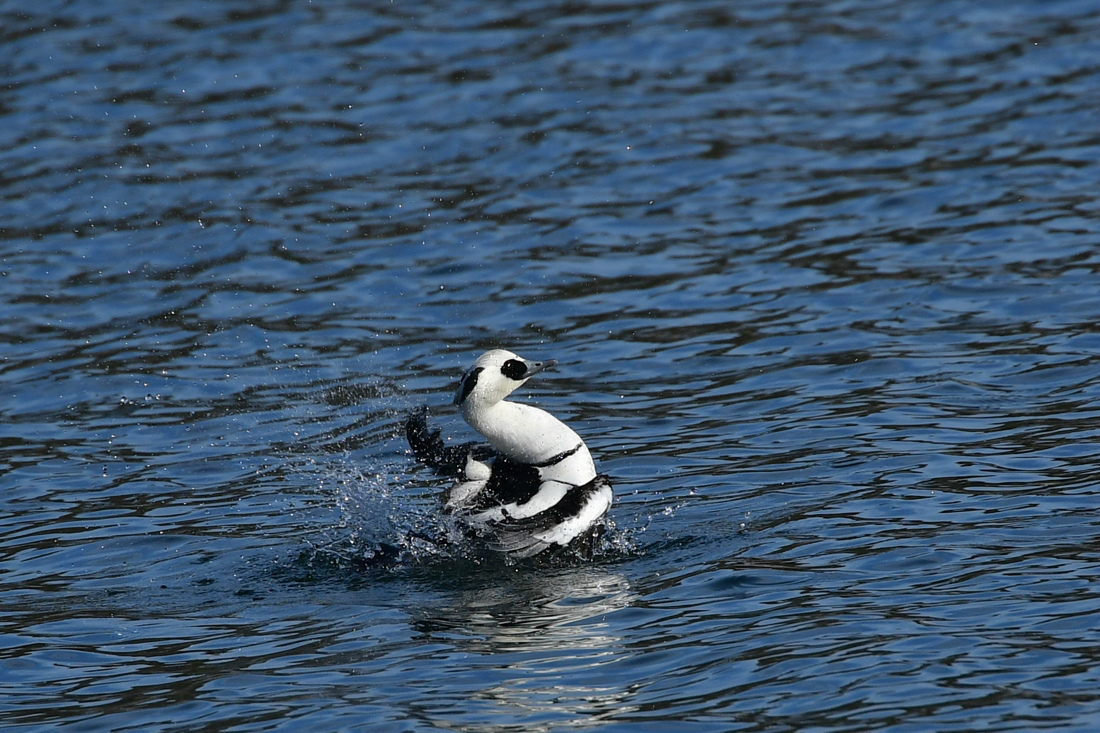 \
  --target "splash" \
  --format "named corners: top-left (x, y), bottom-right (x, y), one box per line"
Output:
top-left (302, 451), bottom-right (638, 570)
top-left (304, 457), bottom-right (465, 568)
